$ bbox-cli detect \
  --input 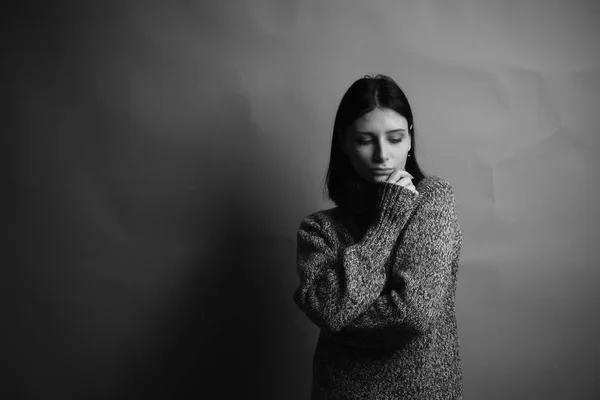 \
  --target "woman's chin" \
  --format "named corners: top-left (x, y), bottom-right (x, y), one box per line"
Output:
top-left (370, 175), bottom-right (389, 183)
top-left (357, 174), bottom-right (389, 185)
